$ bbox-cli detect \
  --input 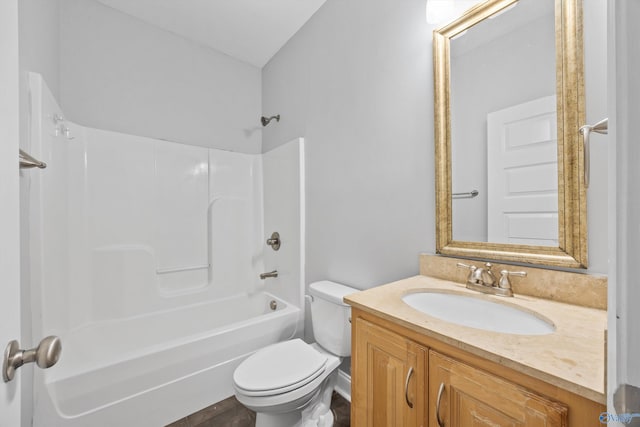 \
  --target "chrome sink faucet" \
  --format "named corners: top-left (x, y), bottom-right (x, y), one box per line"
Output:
top-left (456, 262), bottom-right (526, 297)
top-left (458, 262), bottom-right (497, 287)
